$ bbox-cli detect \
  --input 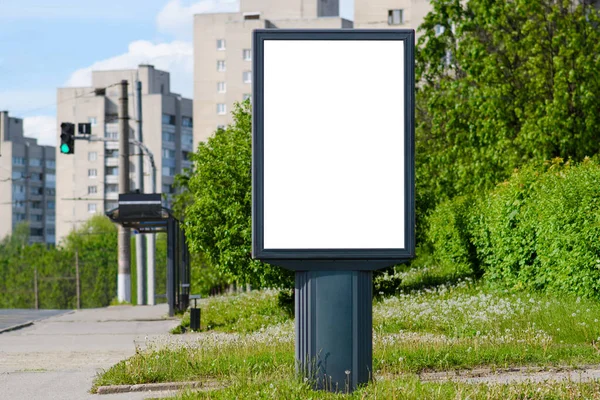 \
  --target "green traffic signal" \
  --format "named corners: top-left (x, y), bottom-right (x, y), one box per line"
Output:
top-left (60, 122), bottom-right (75, 154)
